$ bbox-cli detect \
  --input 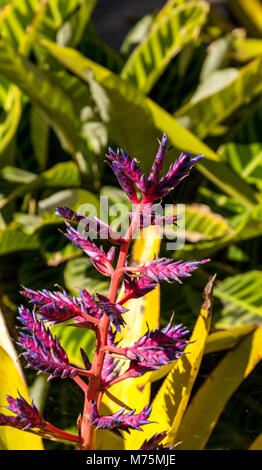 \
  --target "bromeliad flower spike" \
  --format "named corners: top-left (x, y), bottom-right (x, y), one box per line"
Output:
top-left (1, 133), bottom-right (210, 450)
